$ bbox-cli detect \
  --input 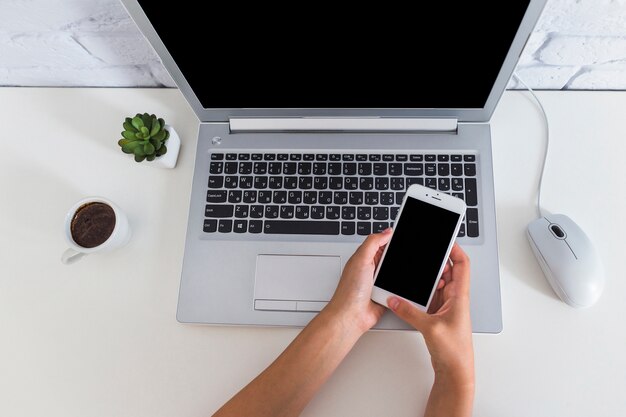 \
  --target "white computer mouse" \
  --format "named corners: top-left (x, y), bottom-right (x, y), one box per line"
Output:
top-left (526, 214), bottom-right (604, 308)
